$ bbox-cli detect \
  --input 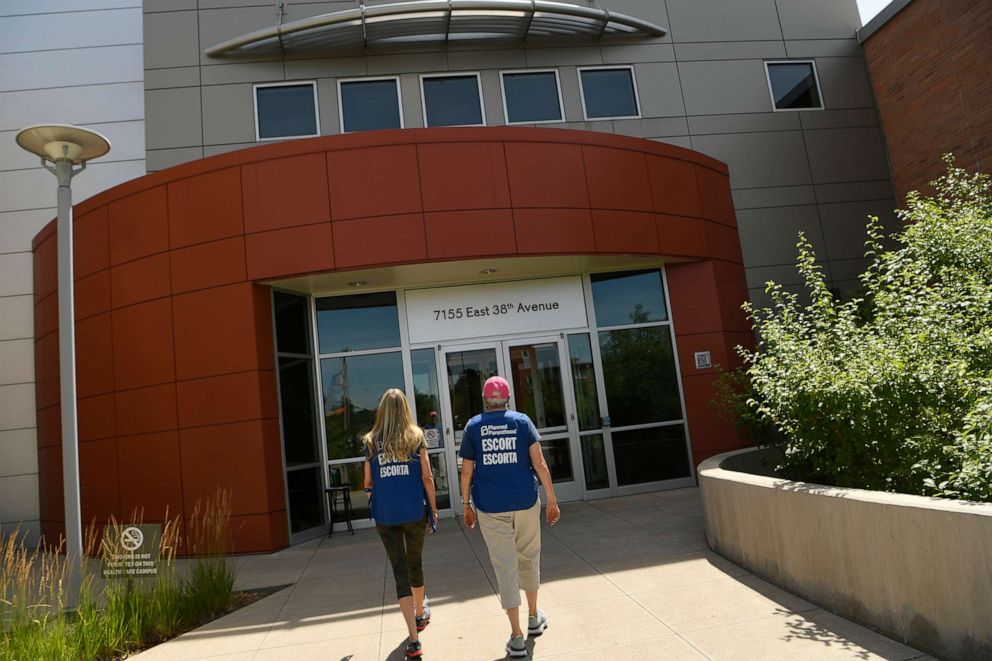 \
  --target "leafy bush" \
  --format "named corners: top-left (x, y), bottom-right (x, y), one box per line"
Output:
top-left (734, 157), bottom-right (992, 501)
